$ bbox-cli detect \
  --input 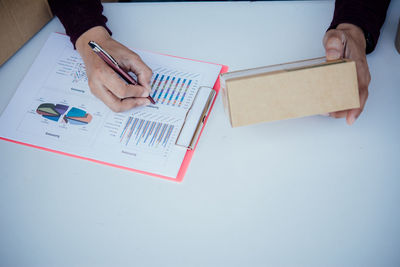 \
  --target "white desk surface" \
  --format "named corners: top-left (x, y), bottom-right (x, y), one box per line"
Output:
top-left (1, 1), bottom-right (399, 266)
